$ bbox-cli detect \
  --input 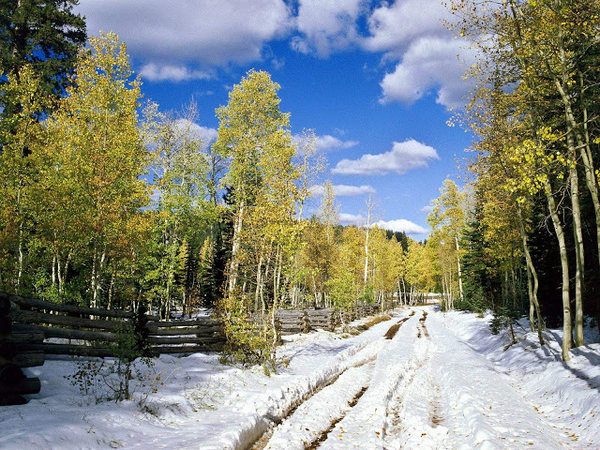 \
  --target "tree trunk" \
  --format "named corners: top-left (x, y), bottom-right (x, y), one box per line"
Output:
top-left (364, 226), bottom-right (370, 287)
top-left (569, 148), bottom-right (585, 348)
top-left (551, 16), bottom-right (586, 347)
top-left (255, 255), bottom-right (263, 312)
top-left (59, 251), bottom-right (71, 295)
top-left (107, 271), bottom-right (115, 310)
top-left (455, 236), bottom-right (464, 304)
top-left (52, 254), bottom-right (57, 289)
top-left (545, 180), bottom-right (572, 361)
top-left (16, 221), bottom-right (24, 294)
top-left (515, 201), bottom-right (544, 345)
top-left (227, 200), bottom-right (245, 296)
top-left (274, 247), bottom-right (282, 307)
